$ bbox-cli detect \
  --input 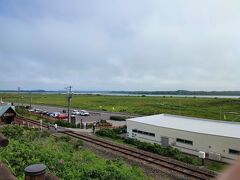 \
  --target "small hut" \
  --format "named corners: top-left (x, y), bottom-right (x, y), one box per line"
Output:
top-left (0, 105), bottom-right (16, 124)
